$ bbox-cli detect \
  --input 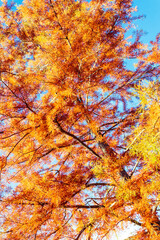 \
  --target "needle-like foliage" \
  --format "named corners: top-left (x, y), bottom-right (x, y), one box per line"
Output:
top-left (0, 0), bottom-right (159, 239)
